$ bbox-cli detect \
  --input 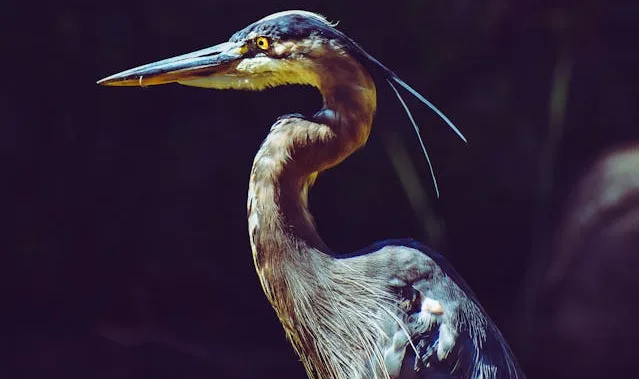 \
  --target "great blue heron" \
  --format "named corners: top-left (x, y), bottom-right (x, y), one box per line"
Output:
top-left (98, 10), bottom-right (524, 379)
